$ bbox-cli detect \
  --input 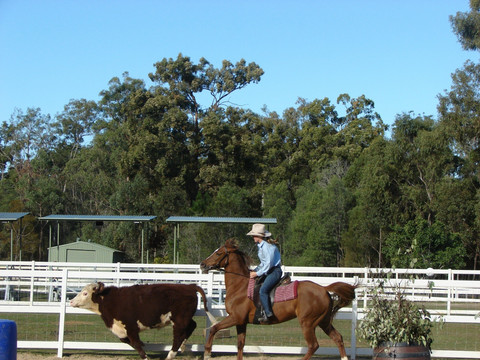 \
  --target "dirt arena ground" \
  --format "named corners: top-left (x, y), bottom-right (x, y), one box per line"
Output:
top-left (17, 351), bottom-right (349, 360)
top-left (17, 352), bottom-right (300, 360)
